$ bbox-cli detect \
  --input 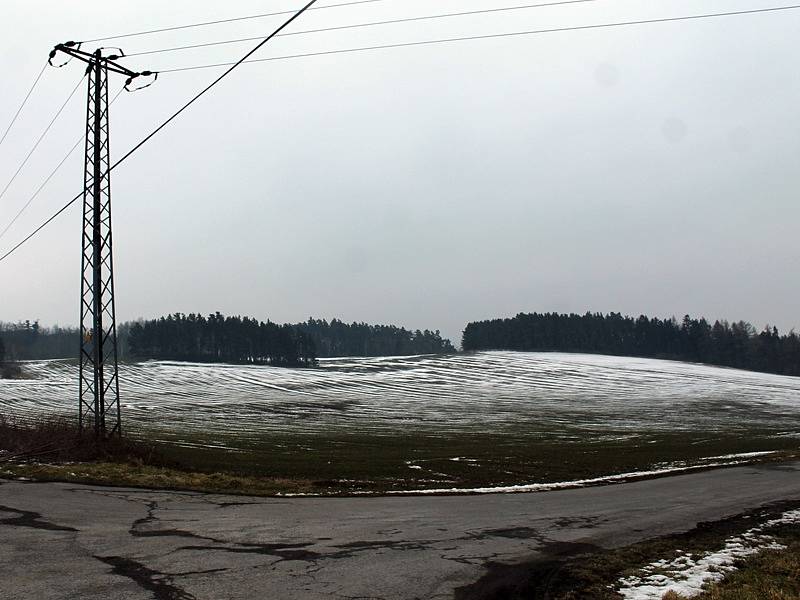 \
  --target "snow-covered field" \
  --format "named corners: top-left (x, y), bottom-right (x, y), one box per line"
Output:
top-left (3, 351), bottom-right (800, 490)
top-left (2, 351), bottom-right (799, 444)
